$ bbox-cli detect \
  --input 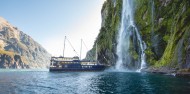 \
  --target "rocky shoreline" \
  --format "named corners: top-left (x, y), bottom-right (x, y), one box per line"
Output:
top-left (142, 67), bottom-right (190, 78)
